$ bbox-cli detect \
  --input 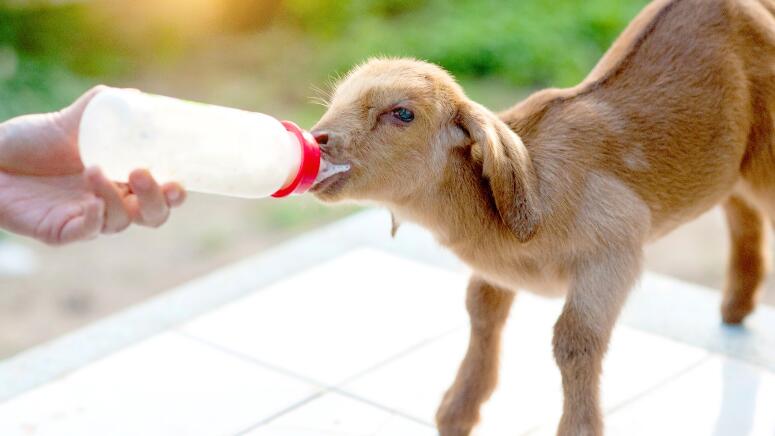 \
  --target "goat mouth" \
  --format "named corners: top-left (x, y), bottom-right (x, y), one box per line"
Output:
top-left (311, 155), bottom-right (351, 193)
top-left (310, 170), bottom-right (349, 194)
top-left (316, 155), bottom-right (350, 180)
